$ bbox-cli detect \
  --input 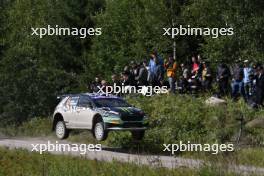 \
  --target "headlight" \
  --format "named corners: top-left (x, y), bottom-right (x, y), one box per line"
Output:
top-left (109, 111), bottom-right (120, 115)
top-left (105, 111), bottom-right (120, 117)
